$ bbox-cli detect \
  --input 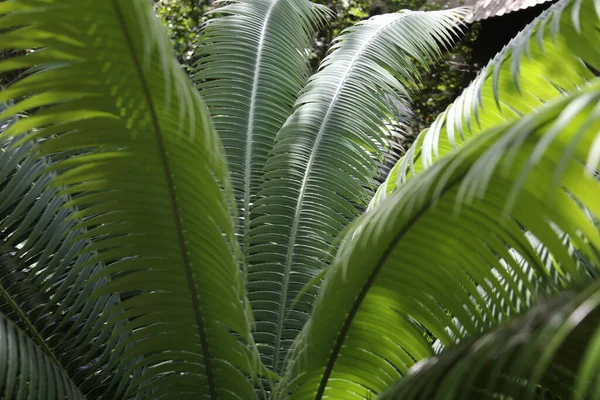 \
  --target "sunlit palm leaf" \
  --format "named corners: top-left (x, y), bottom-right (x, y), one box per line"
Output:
top-left (0, 0), bottom-right (256, 398)
top-left (192, 0), bottom-right (328, 265)
top-left (370, 0), bottom-right (600, 207)
top-left (381, 280), bottom-right (600, 399)
top-left (275, 83), bottom-right (600, 399)
top-left (249, 8), bottom-right (467, 374)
